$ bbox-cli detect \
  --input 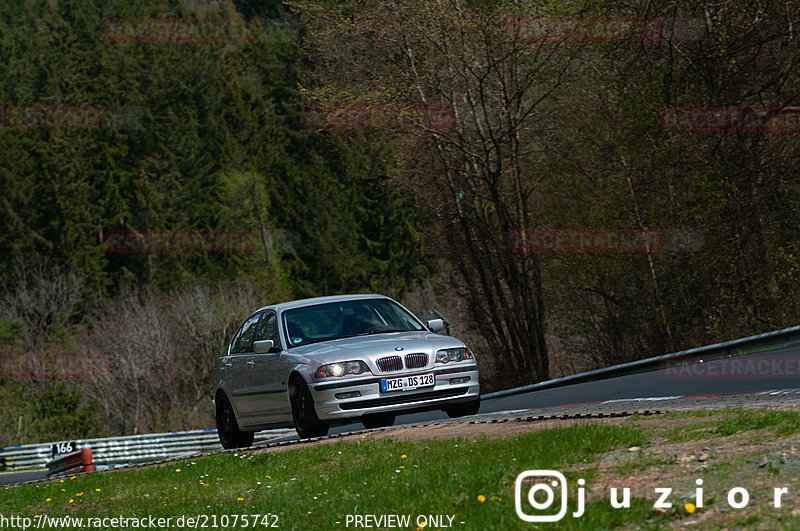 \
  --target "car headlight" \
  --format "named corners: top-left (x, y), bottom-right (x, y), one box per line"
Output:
top-left (314, 361), bottom-right (370, 379)
top-left (435, 347), bottom-right (474, 364)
